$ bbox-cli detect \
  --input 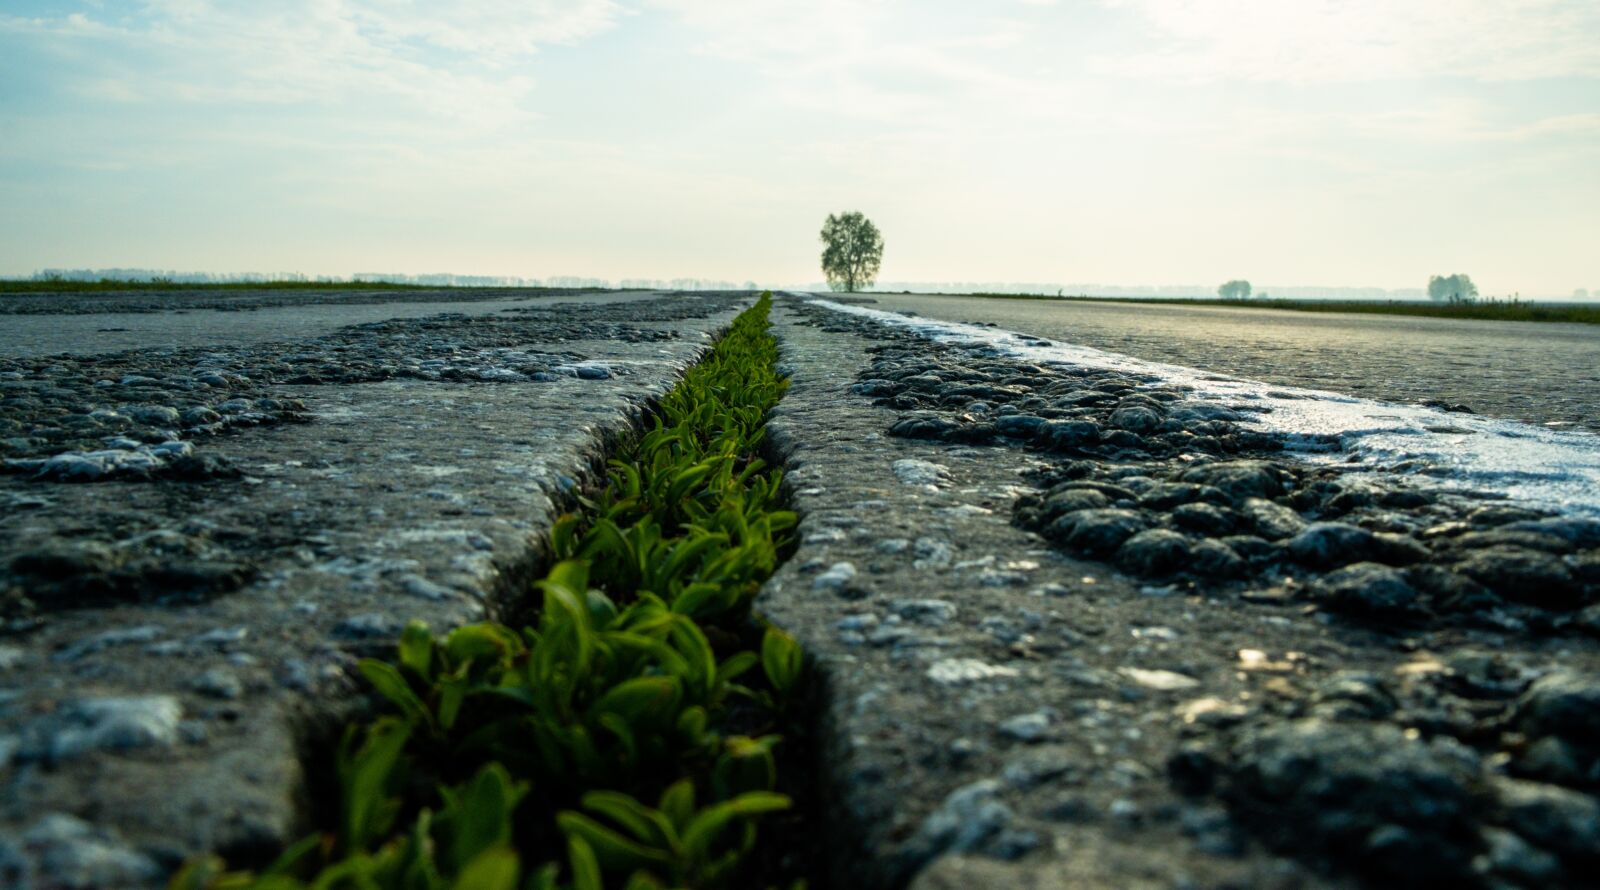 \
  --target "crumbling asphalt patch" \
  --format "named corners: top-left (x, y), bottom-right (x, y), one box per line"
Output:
top-left (0, 292), bottom-right (750, 887)
top-left (761, 296), bottom-right (1600, 889)
top-left (0, 293), bottom-right (733, 482)
top-left (0, 286), bottom-right (601, 315)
